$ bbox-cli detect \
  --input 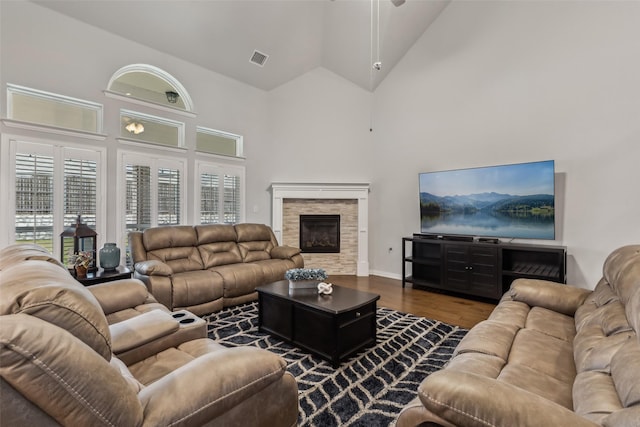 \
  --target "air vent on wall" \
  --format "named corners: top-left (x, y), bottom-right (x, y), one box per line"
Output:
top-left (250, 50), bottom-right (269, 67)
